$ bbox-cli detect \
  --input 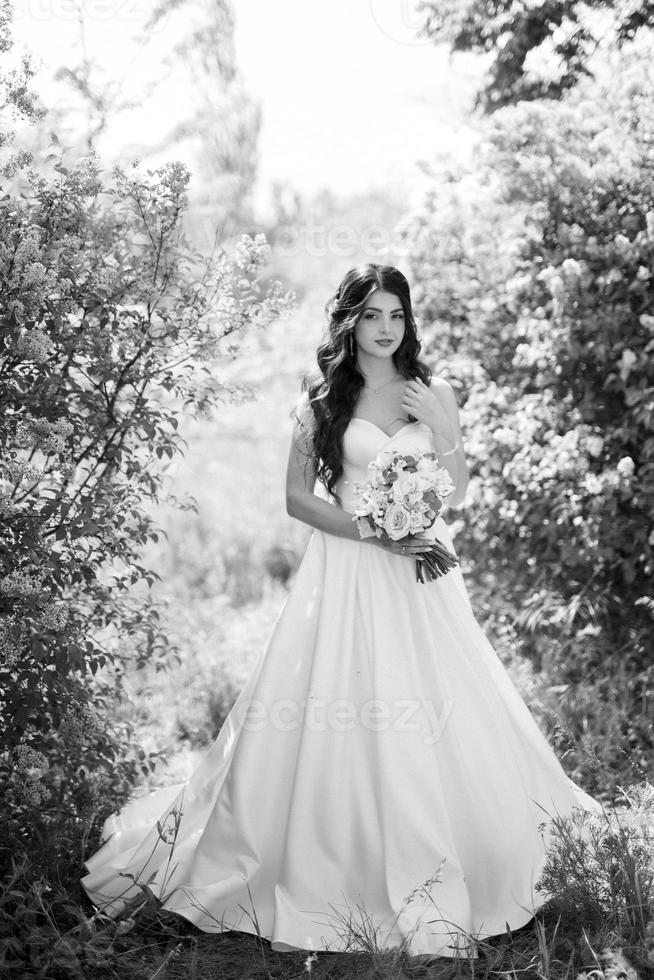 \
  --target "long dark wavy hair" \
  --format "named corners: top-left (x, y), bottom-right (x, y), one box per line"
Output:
top-left (290, 264), bottom-right (432, 507)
